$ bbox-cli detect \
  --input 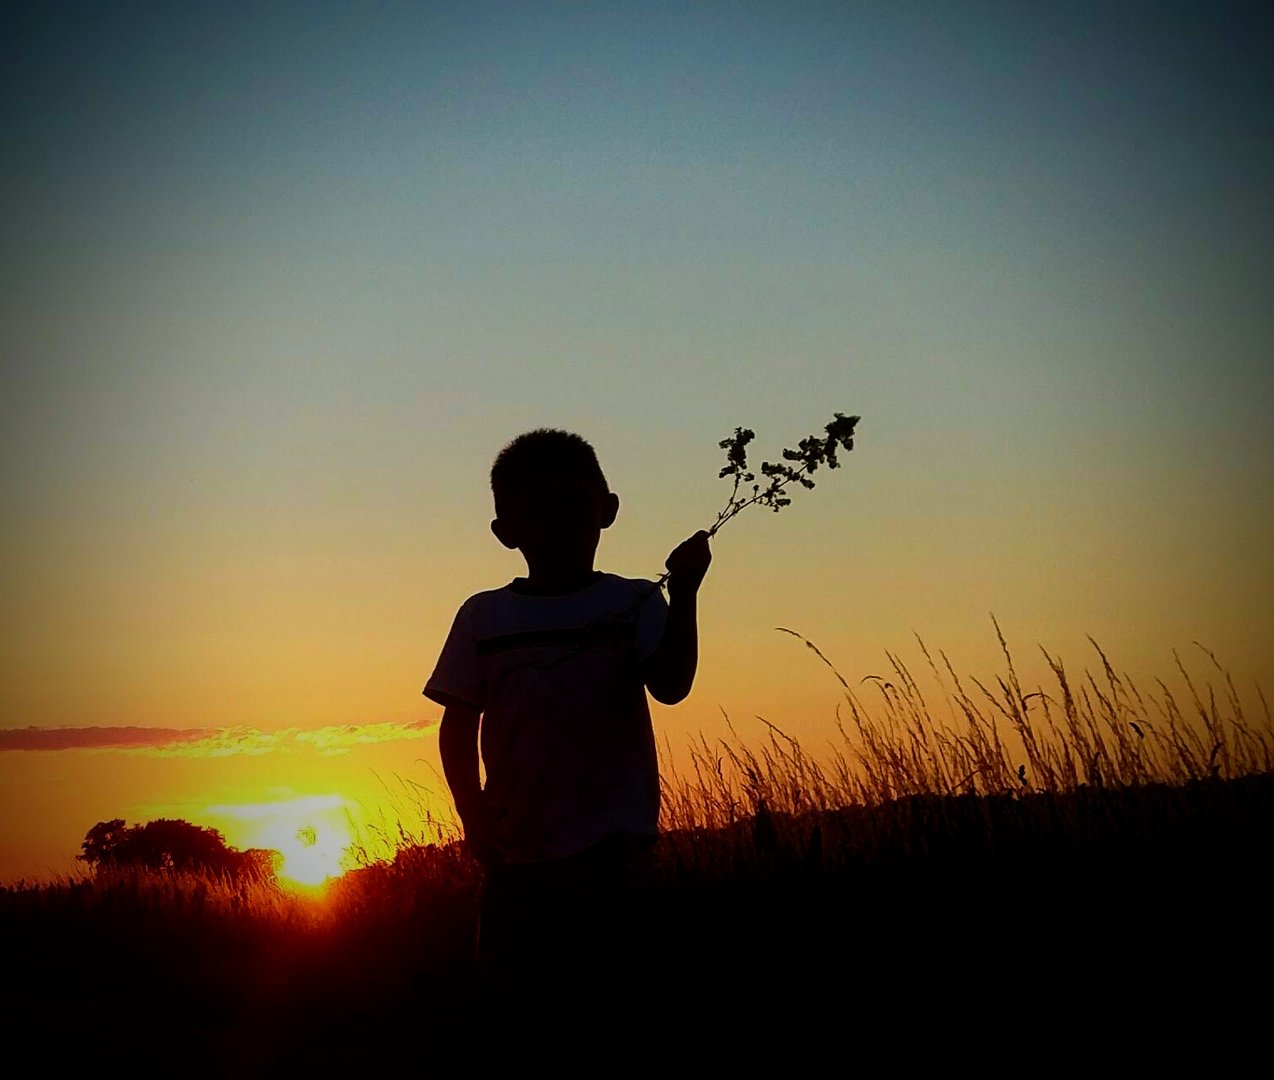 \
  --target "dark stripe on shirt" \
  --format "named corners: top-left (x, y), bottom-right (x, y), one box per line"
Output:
top-left (476, 620), bottom-right (634, 658)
